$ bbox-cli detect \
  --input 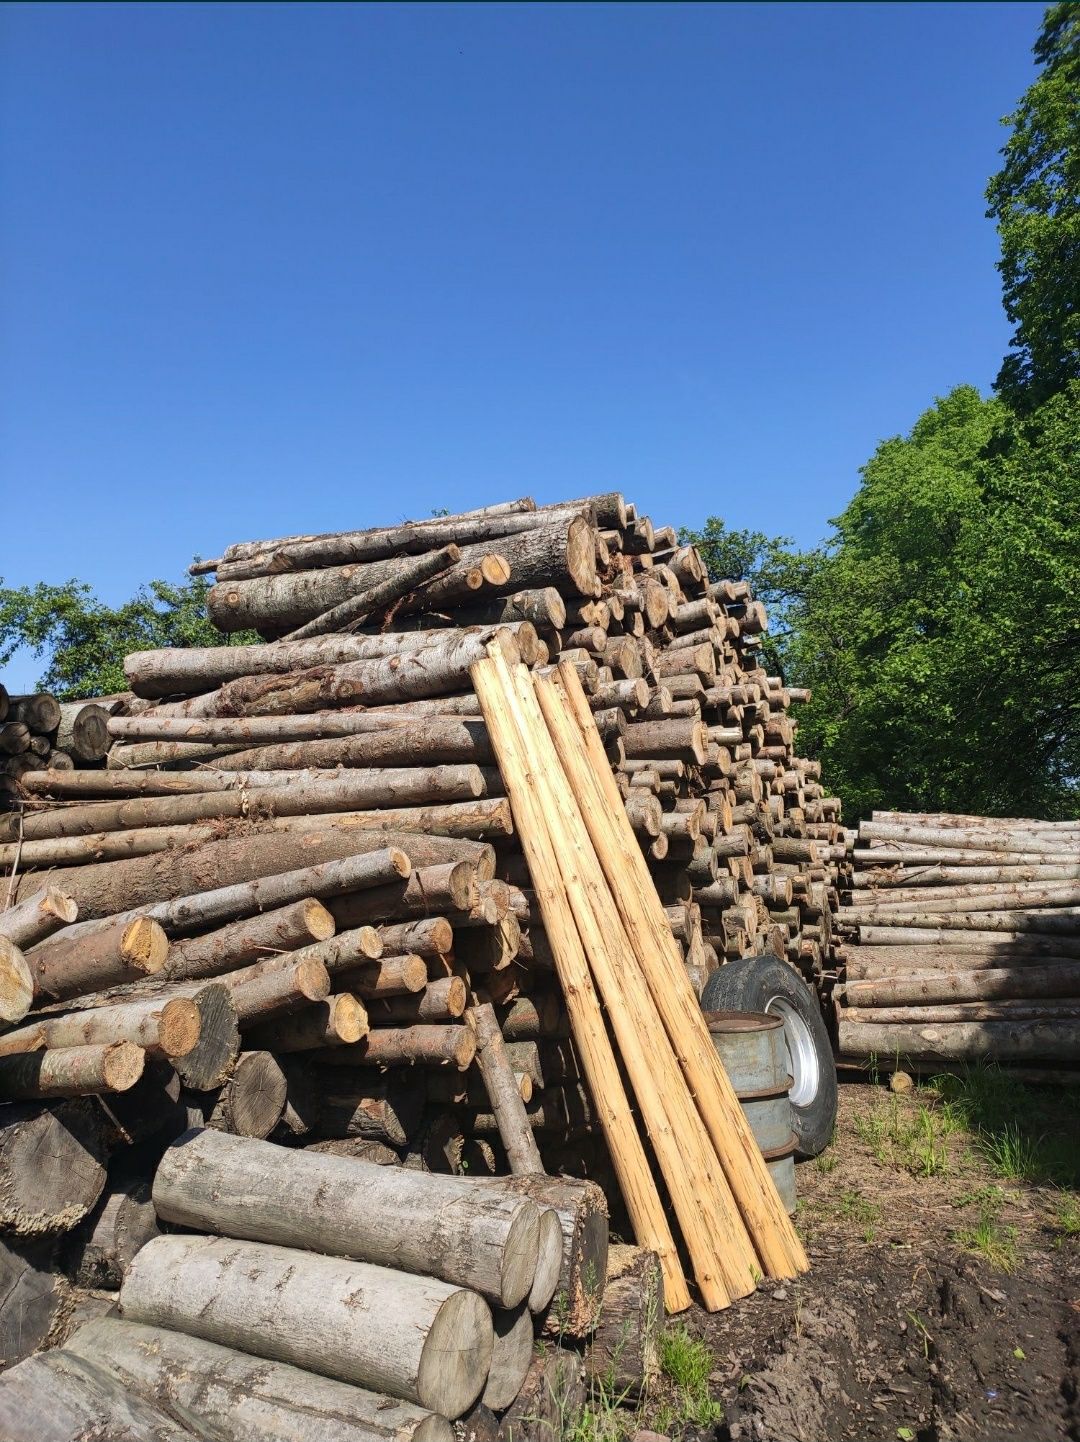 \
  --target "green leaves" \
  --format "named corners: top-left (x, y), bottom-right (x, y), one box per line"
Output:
top-left (987, 3), bottom-right (1080, 410)
top-left (0, 573), bottom-right (258, 699)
